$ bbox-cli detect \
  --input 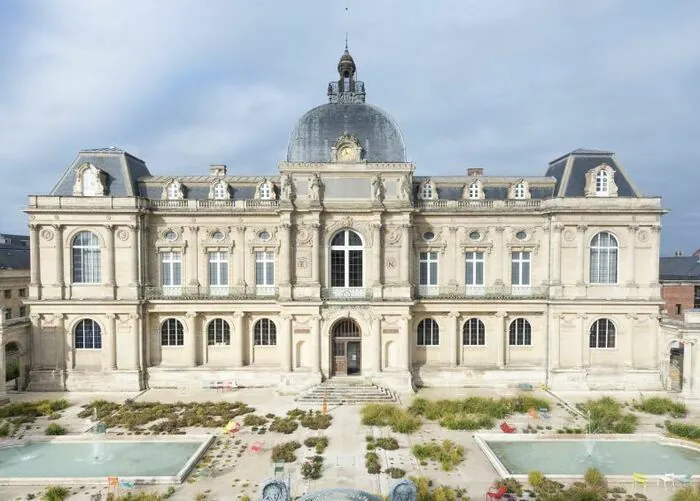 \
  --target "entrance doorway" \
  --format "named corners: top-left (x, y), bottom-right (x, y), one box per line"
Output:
top-left (670, 340), bottom-right (684, 392)
top-left (331, 319), bottom-right (362, 376)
